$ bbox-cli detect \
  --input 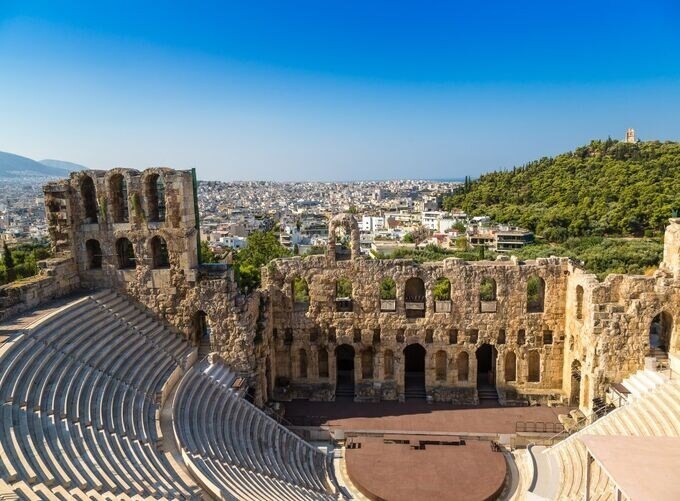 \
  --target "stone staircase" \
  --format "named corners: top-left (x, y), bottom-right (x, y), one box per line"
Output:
top-left (335, 383), bottom-right (355, 399)
top-left (477, 384), bottom-right (499, 403)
